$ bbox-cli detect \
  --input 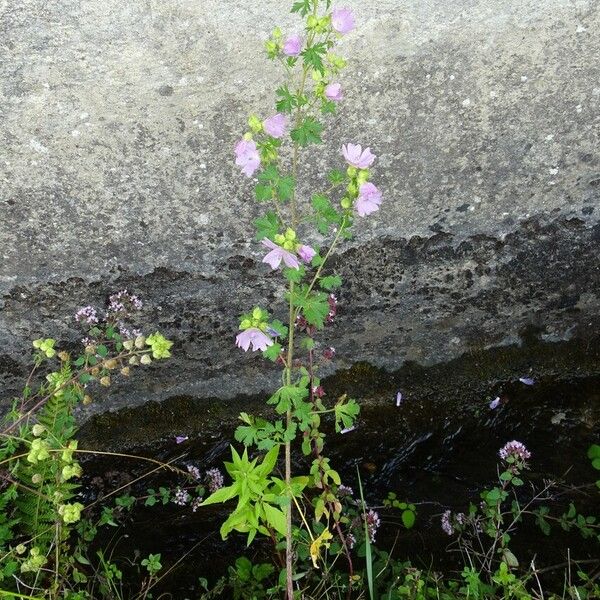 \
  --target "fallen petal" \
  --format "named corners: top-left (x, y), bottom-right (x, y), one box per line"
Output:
top-left (396, 391), bottom-right (403, 407)
top-left (519, 377), bottom-right (535, 386)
